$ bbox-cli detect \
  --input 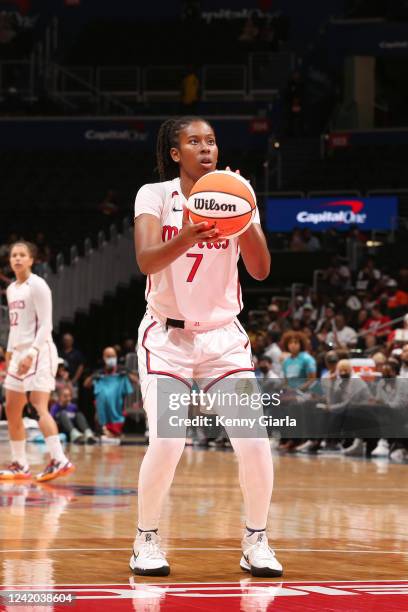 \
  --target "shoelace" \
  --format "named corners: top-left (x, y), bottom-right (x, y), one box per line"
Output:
top-left (6, 462), bottom-right (25, 472)
top-left (139, 540), bottom-right (166, 561)
top-left (251, 540), bottom-right (276, 562)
